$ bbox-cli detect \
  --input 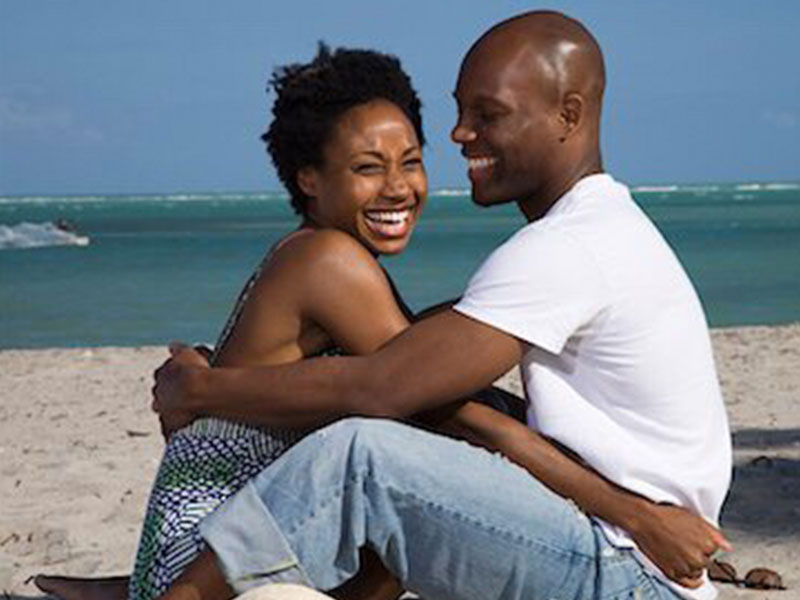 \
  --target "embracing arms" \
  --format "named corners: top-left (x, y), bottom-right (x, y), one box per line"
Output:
top-left (153, 307), bottom-right (730, 587)
top-left (156, 229), bottom-right (414, 434)
top-left (154, 310), bottom-right (518, 428)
